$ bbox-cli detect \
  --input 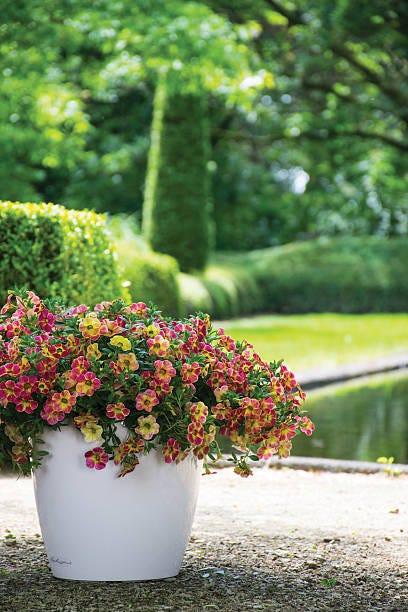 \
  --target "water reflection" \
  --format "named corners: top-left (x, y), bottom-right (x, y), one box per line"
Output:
top-left (293, 371), bottom-right (408, 463)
